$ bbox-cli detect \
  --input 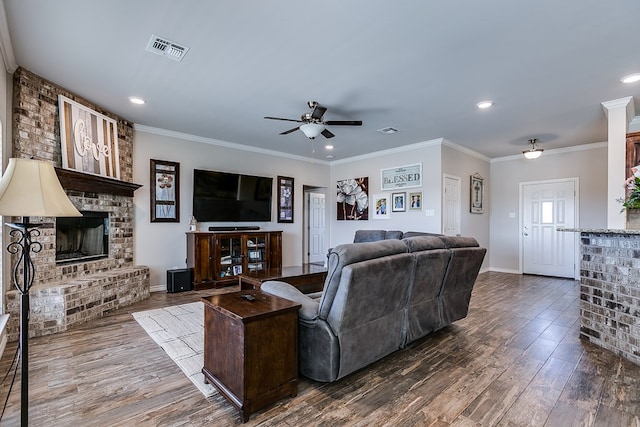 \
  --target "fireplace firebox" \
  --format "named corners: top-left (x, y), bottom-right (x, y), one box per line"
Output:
top-left (56, 211), bottom-right (109, 263)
